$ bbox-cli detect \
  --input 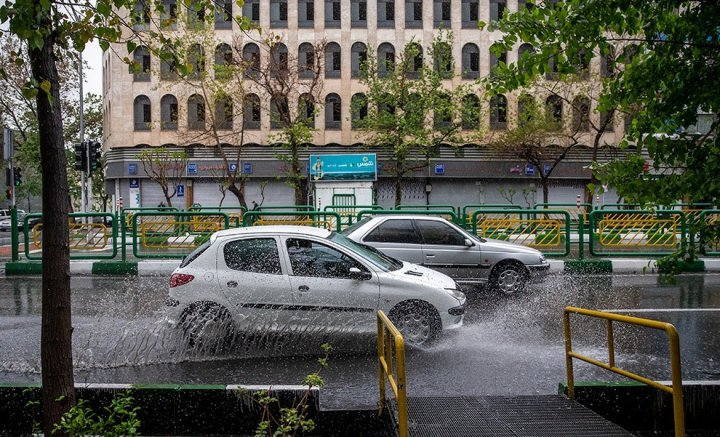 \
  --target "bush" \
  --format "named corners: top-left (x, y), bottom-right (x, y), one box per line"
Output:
top-left (53, 391), bottom-right (140, 437)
